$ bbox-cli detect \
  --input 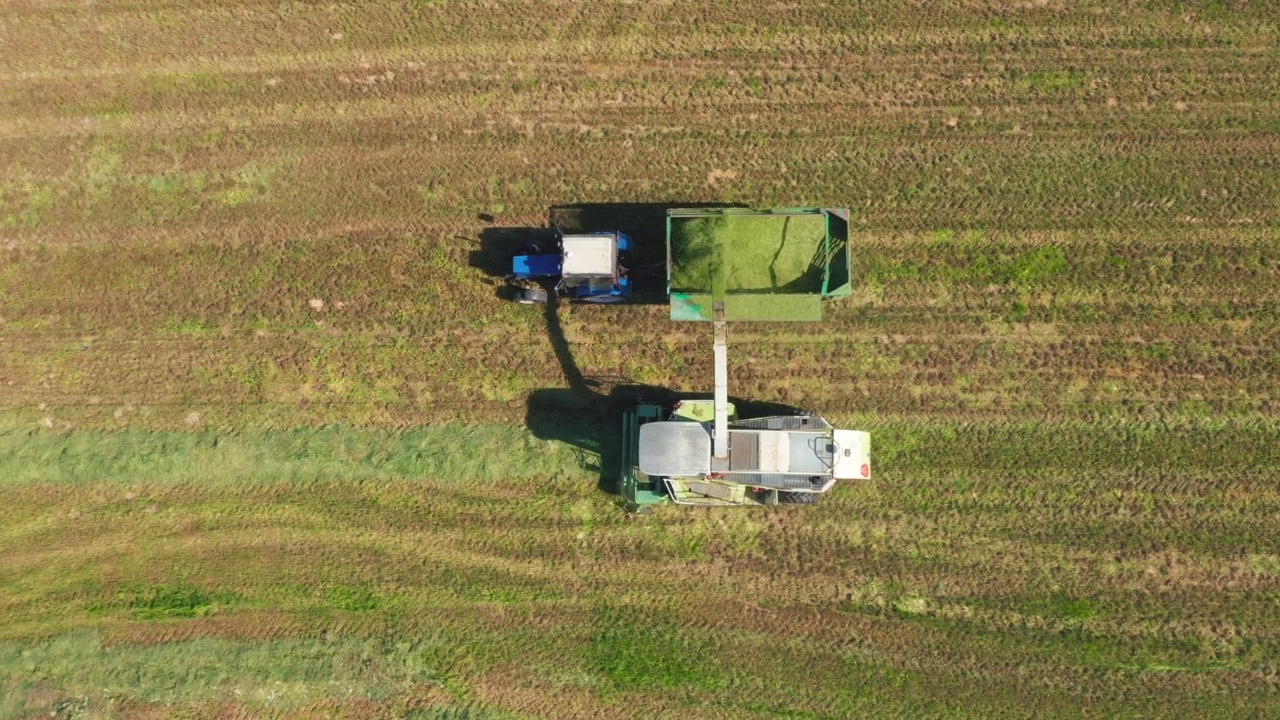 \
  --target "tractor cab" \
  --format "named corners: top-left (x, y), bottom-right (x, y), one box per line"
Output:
top-left (510, 229), bottom-right (631, 304)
